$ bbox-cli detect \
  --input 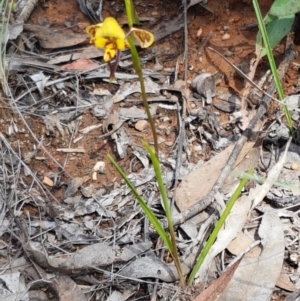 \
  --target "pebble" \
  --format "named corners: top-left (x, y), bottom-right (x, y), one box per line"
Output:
top-left (165, 141), bottom-right (173, 146)
top-left (43, 176), bottom-right (54, 187)
top-left (93, 161), bottom-right (106, 174)
top-left (157, 137), bottom-right (165, 144)
top-left (213, 93), bottom-right (241, 113)
top-left (193, 92), bottom-right (202, 99)
top-left (291, 111), bottom-right (300, 121)
top-left (291, 162), bottom-right (299, 170)
top-left (222, 33), bottom-right (231, 40)
top-left (196, 27), bottom-right (202, 37)
top-left (224, 50), bottom-right (234, 57)
top-left (135, 120), bottom-right (148, 132)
